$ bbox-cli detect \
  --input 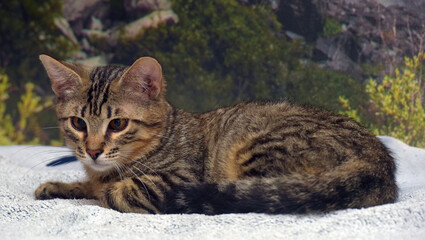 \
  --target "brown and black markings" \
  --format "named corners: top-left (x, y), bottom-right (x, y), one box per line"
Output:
top-left (35, 54), bottom-right (397, 215)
